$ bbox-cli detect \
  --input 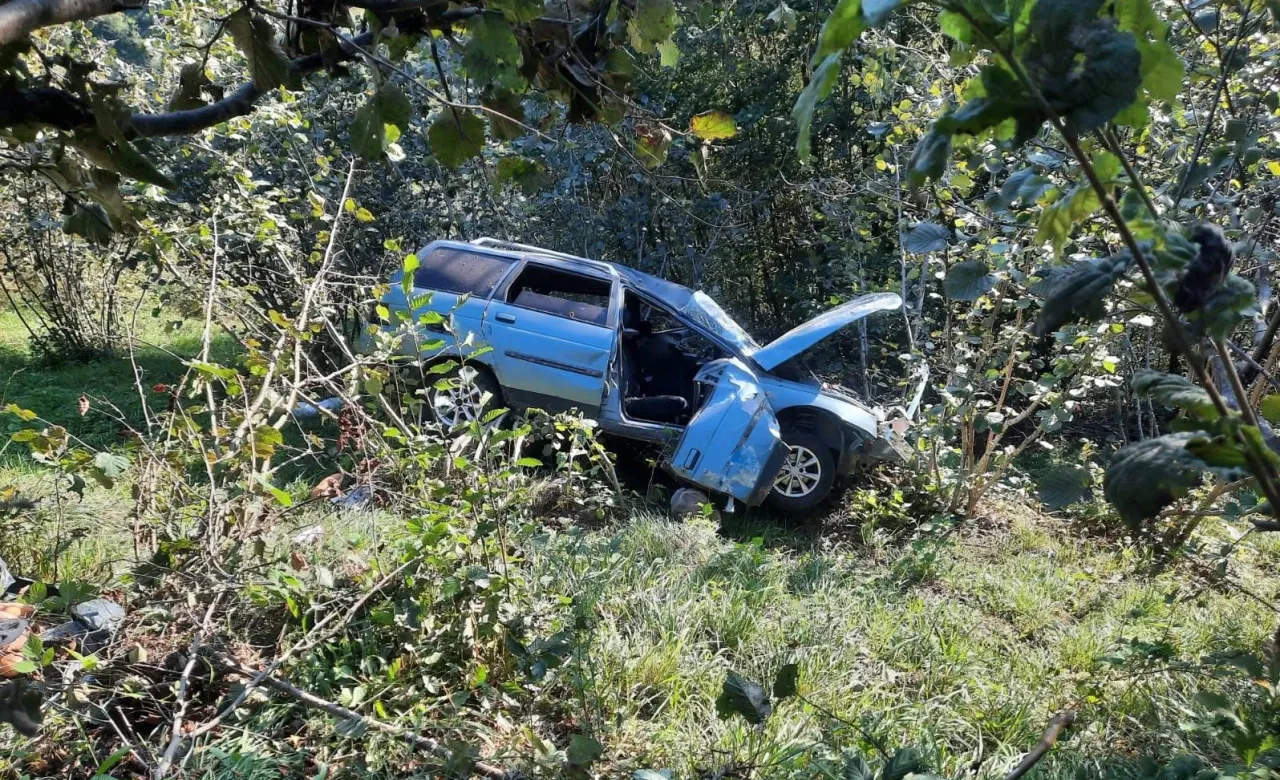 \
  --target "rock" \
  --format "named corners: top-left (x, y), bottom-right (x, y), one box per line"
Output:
top-left (671, 487), bottom-right (719, 520)
top-left (40, 598), bottom-right (126, 653)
